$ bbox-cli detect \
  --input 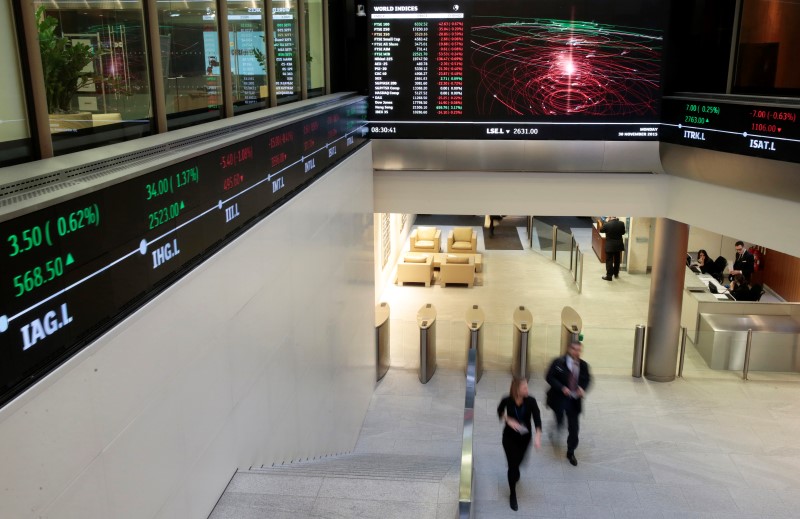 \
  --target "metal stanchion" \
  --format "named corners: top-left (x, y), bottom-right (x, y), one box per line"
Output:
top-left (743, 328), bottom-right (753, 380)
top-left (678, 326), bottom-right (687, 378)
top-left (632, 325), bottom-right (645, 378)
top-left (551, 225), bottom-right (557, 261)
